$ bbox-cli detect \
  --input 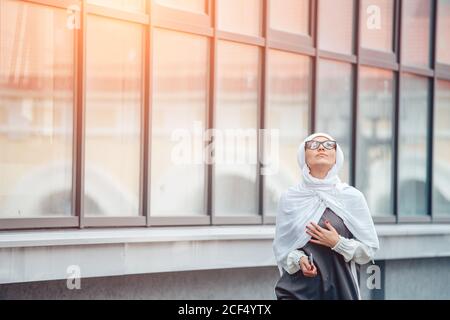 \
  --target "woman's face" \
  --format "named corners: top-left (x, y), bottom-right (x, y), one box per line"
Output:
top-left (304, 136), bottom-right (337, 172)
